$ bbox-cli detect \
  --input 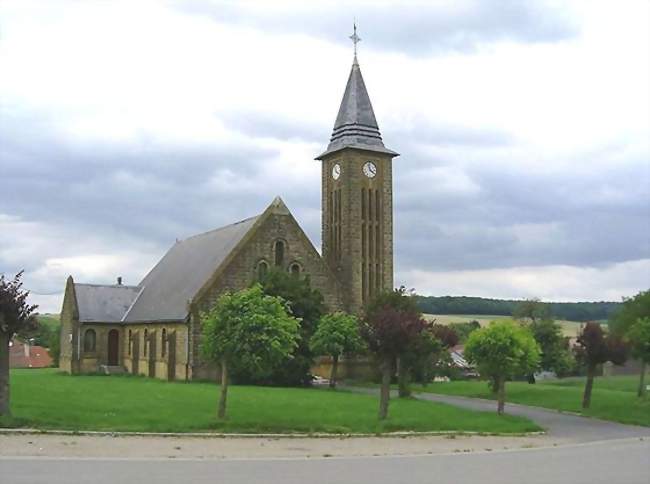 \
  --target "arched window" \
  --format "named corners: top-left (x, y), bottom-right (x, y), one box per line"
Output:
top-left (290, 263), bottom-right (301, 277)
top-left (257, 260), bottom-right (269, 280)
top-left (274, 240), bottom-right (285, 267)
top-left (144, 329), bottom-right (148, 357)
top-left (161, 328), bottom-right (167, 358)
top-left (83, 329), bottom-right (96, 352)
